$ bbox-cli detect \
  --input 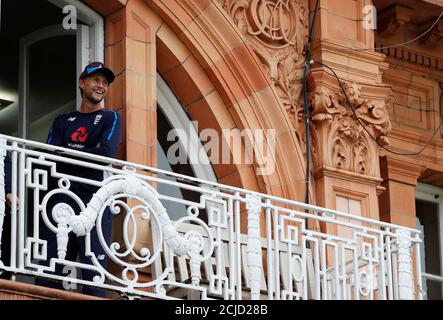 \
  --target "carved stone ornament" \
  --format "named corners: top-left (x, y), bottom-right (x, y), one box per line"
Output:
top-left (419, 20), bottom-right (443, 47)
top-left (377, 5), bottom-right (413, 35)
top-left (218, 0), bottom-right (308, 126)
top-left (309, 82), bottom-right (392, 176)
